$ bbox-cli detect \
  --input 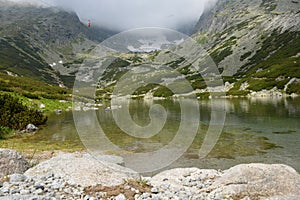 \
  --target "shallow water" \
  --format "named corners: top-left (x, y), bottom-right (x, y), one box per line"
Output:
top-left (37, 97), bottom-right (300, 174)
